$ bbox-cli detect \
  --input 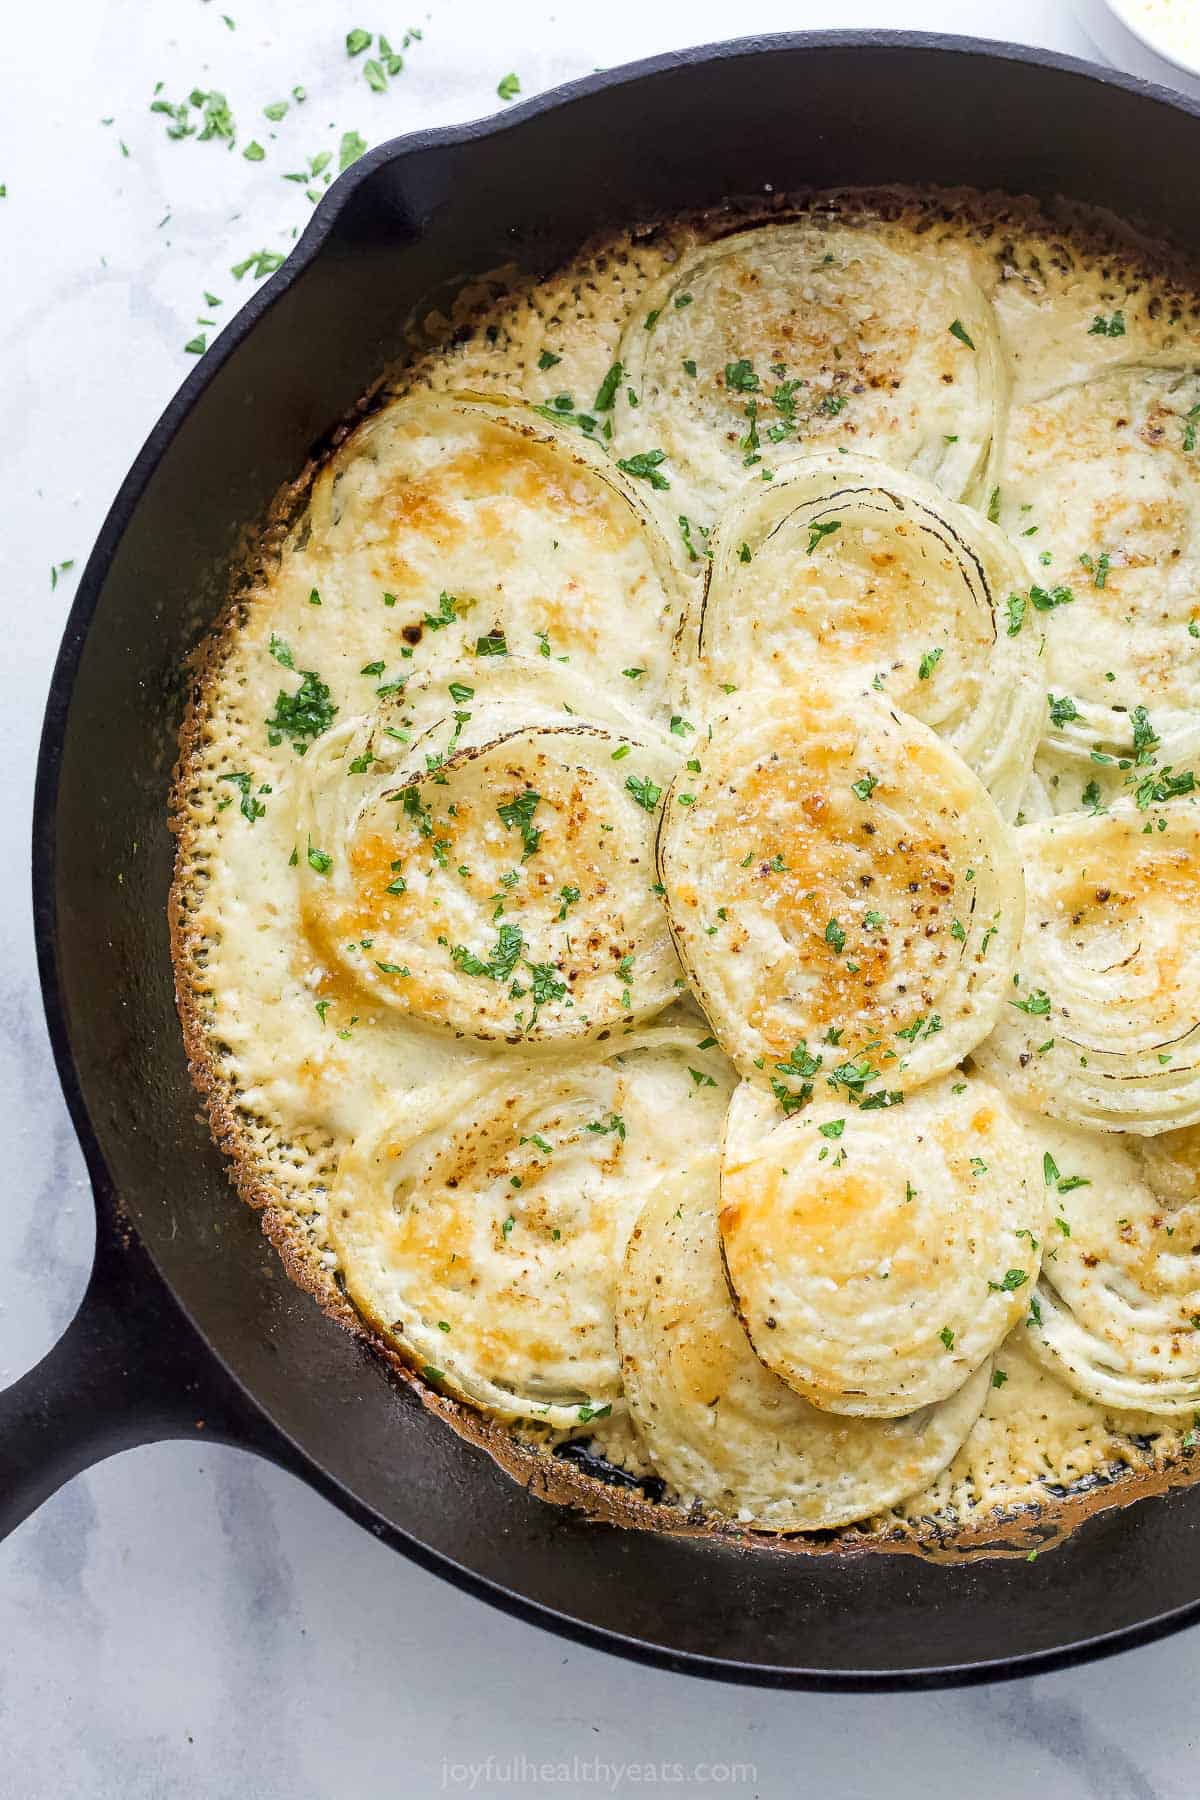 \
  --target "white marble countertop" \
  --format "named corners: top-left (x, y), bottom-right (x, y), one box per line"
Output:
top-left (5, 0), bottom-right (1200, 1793)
